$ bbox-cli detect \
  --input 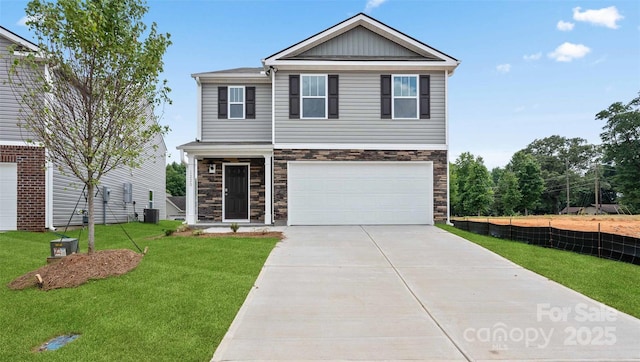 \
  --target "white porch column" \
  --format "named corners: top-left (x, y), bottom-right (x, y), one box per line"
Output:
top-left (186, 154), bottom-right (197, 224)
top-left (264, 154), bottom-right (272, 225)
